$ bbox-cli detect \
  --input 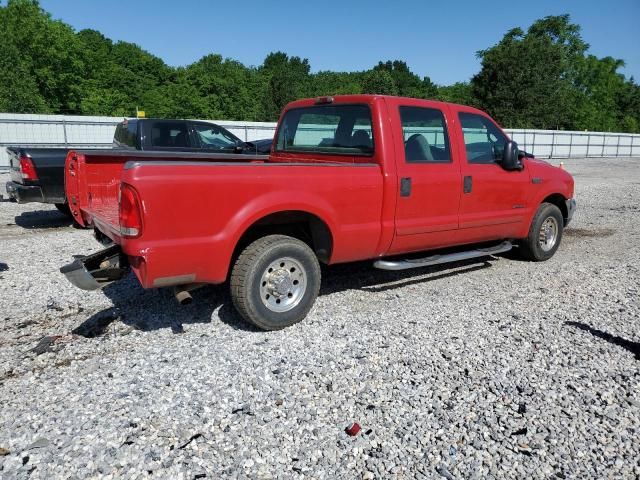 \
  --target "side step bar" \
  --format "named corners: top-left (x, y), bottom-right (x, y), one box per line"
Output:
top-left (373, 241), bottom-right (513, 271)
top-left (60, 244), bottom-right (129, 290)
